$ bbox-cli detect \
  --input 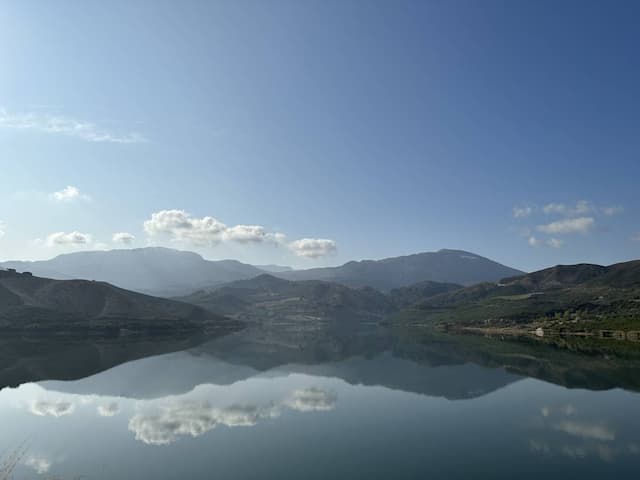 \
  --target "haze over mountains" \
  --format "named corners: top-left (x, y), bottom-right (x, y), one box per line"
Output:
top-left (0, 268), bottom-right (234, 334)
top-left (1, 247), bottom-right (265, 297)
top-left (275, 249), bottom-right (523, 290)
top-left (0, 247), bottom-right (523, 296)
